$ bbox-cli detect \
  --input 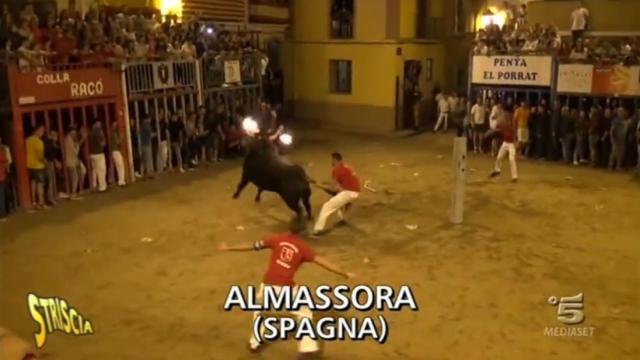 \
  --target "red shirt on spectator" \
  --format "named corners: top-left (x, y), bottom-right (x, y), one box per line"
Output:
top-left (332, 163), bottom-right (360, 192)
top-left (262, 233), bottom-right (316, 286)
top-left (52, 35), bottom-right (76, 63)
